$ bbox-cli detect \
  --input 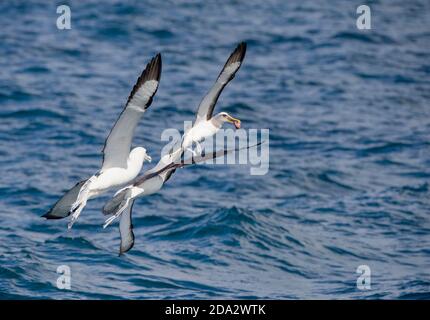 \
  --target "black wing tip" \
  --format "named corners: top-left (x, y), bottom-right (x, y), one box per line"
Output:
top-left (227, 41), bottom-right (247, 65)
top-left (119, 240), bottom-right (134, 256)
top-left (126, 52), bottom-right (162, 106)
top-left (41, 212), bottom-right (51, 219)
top-left (218, 41), bottom-right (247, 80)
top-left (140, 52), bottom-right (162, 83)
top-left (41, 211), bottom-right (64, 220)
top-left (236, 41), bottom-right (247, 57)
top-left (149, 52), bottom-right (162, 82)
